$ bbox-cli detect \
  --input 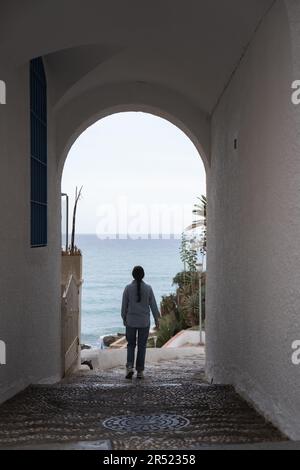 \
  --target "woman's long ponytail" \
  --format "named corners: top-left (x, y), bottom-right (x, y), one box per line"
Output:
top-left (137, 279), bottom-right (142, 303)
top-left (132, 266), bottom-right (145, 303)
